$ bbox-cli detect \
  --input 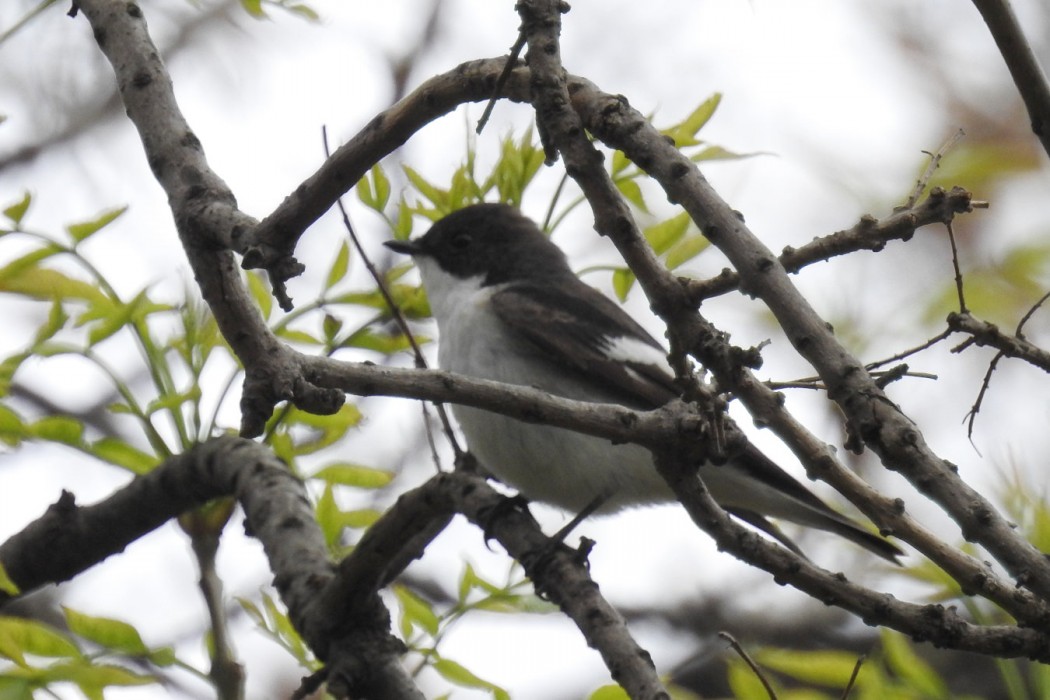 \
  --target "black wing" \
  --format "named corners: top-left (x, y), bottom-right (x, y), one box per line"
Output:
top-left (490, 281), bottom-right (678, 409)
